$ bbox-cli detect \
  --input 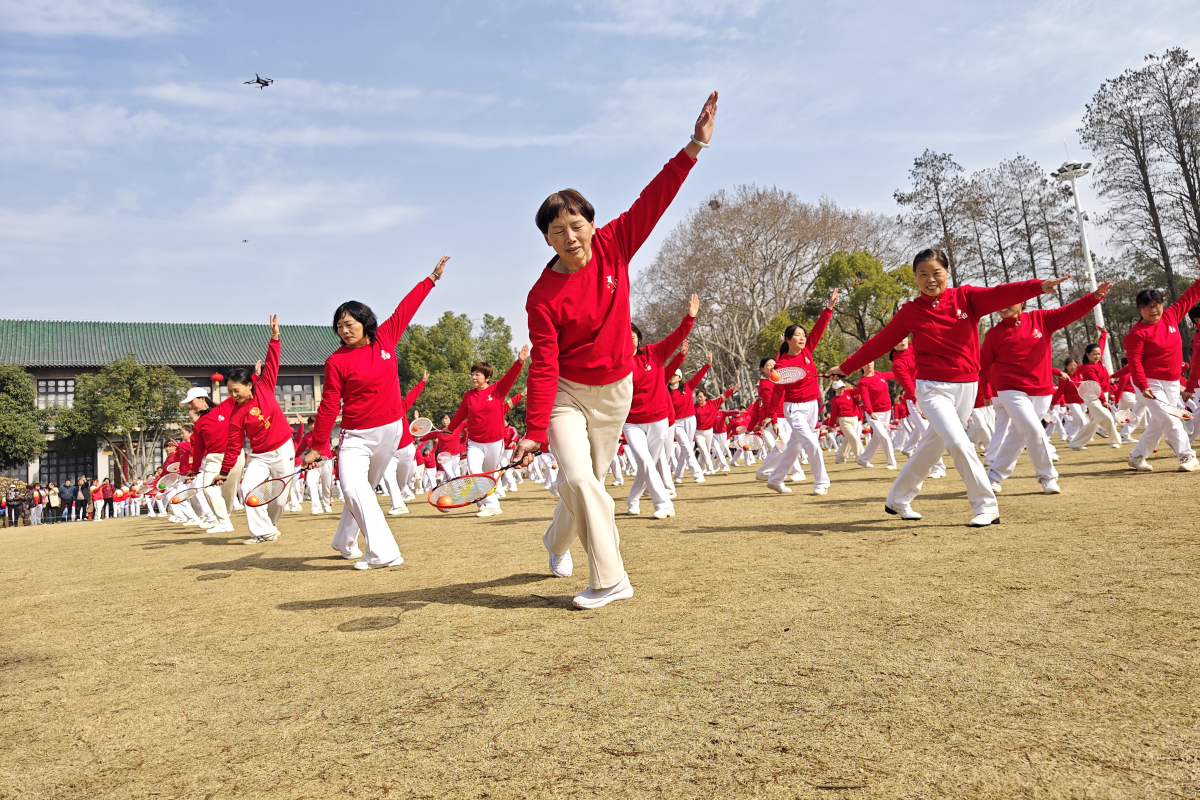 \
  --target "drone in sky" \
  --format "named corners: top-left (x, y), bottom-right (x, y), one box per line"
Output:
top-left (244, 74), bottom-right (273, 89)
